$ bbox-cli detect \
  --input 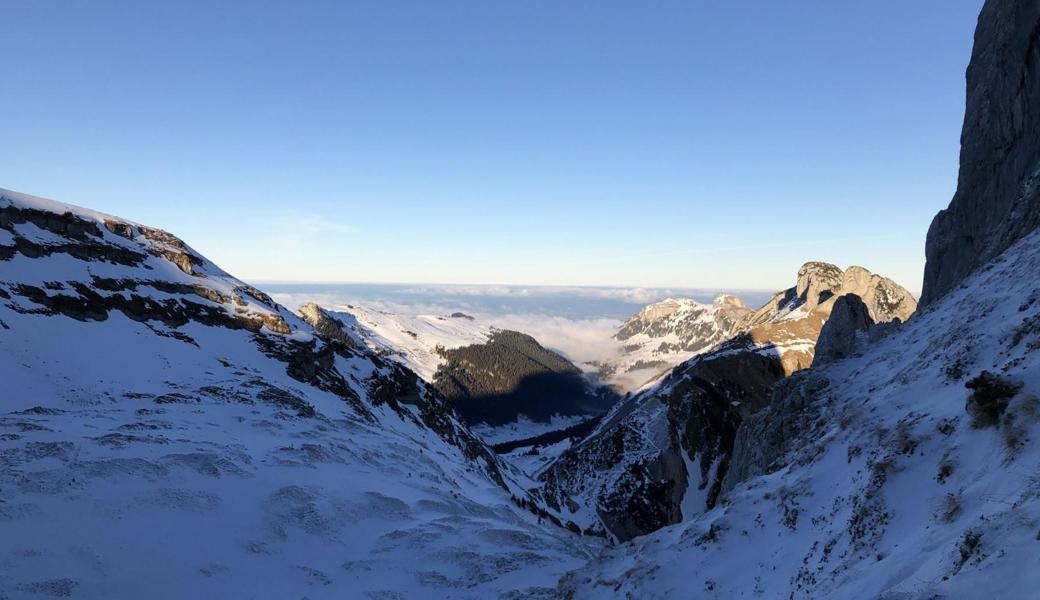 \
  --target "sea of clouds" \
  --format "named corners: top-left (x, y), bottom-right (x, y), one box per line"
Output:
top-left (262, 283), bottom-right (774, 367)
